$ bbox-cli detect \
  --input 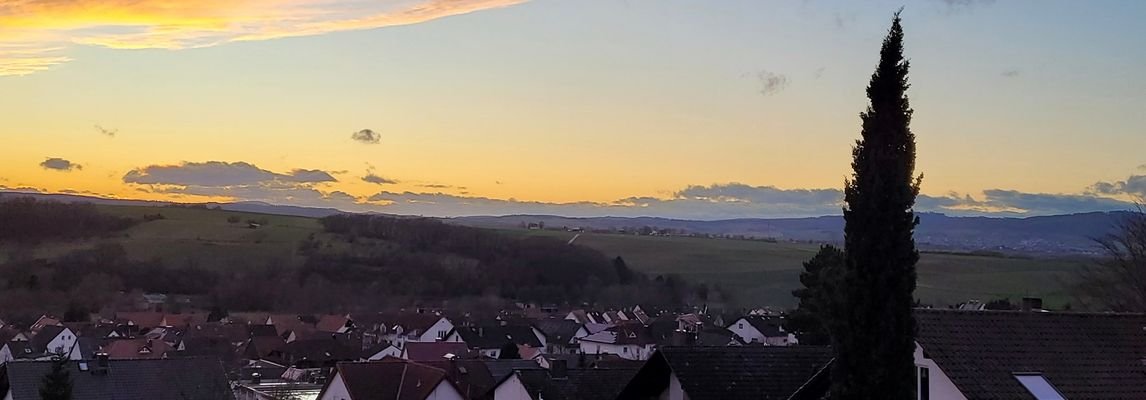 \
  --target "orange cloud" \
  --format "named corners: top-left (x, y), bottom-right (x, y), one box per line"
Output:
top-left (0, 0), bottom-right (528, 75)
